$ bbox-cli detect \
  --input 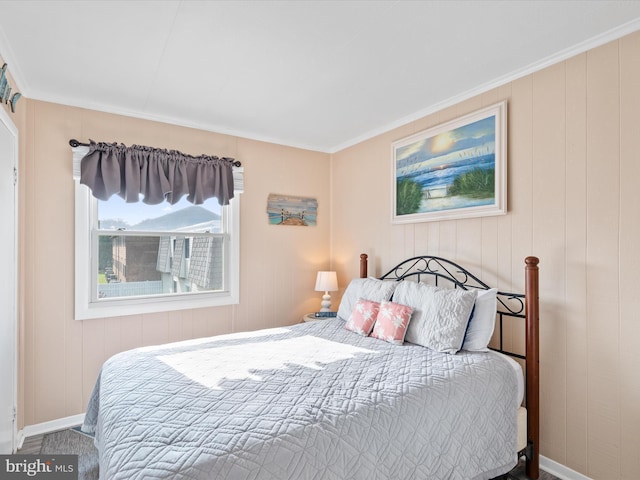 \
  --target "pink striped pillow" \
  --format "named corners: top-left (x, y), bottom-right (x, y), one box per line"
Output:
top-left (345, 298), bottom-right (380, 336)
top-left (370, 301), bottom-right (413, 345)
